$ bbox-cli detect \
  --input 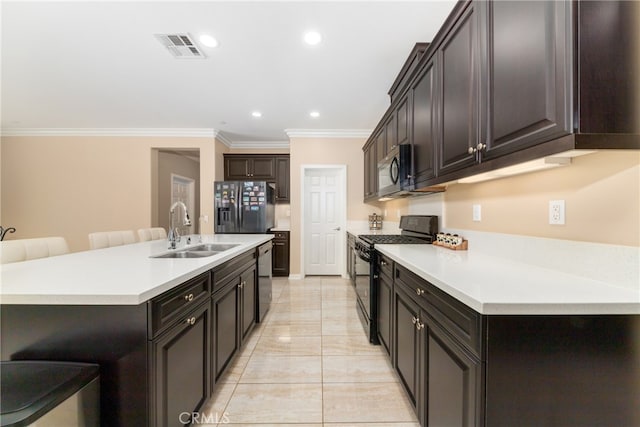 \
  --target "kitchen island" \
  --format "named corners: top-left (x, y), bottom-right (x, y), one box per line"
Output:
top-left (373, 242), bottom-right (640, 427)
top-left (1, 234), bottom-right (272, 427)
